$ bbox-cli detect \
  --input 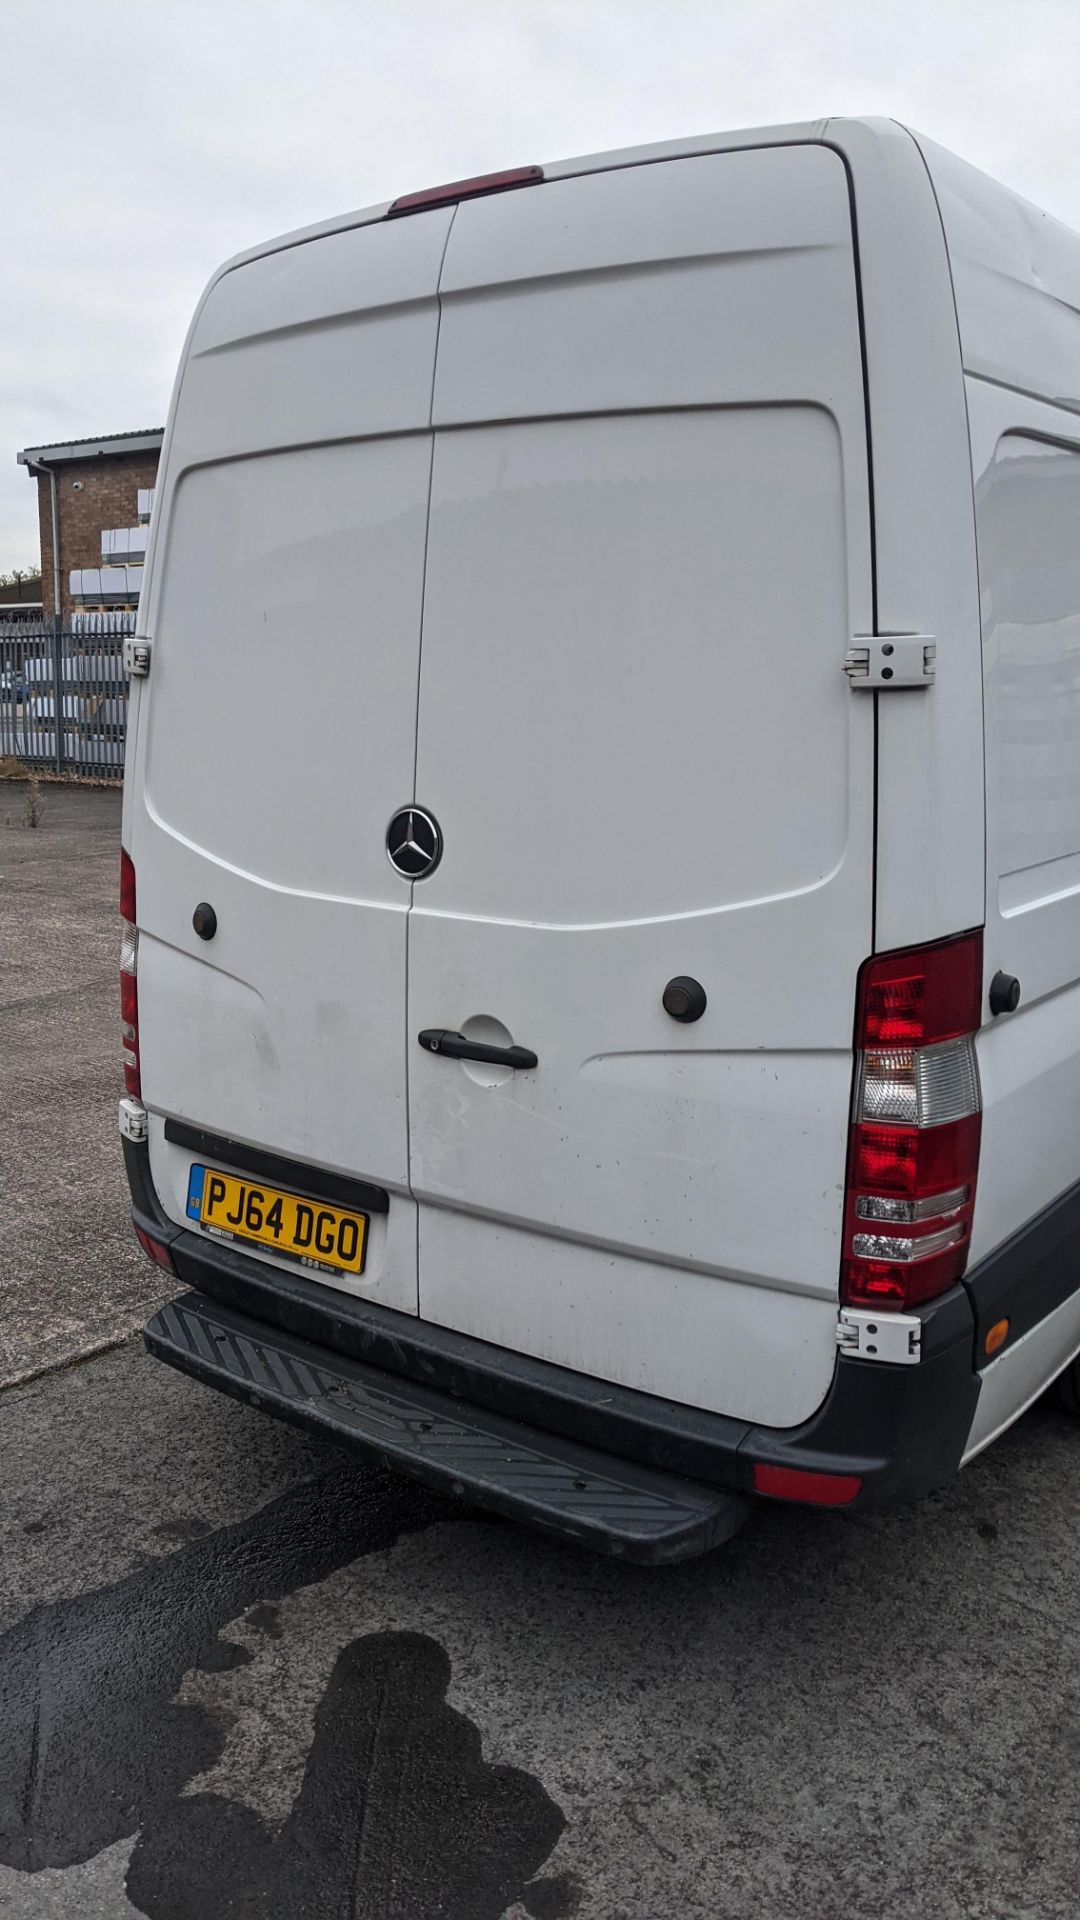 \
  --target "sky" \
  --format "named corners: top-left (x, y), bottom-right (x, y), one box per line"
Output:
top-left (4, 0), bottom-right (1080, 573)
